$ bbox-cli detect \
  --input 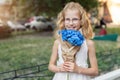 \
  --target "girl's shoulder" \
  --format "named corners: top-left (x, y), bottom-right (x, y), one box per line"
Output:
top-left (86, 39), bottom-right (95, 47)
top-left (54, 39), bottom-right (60, 46)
